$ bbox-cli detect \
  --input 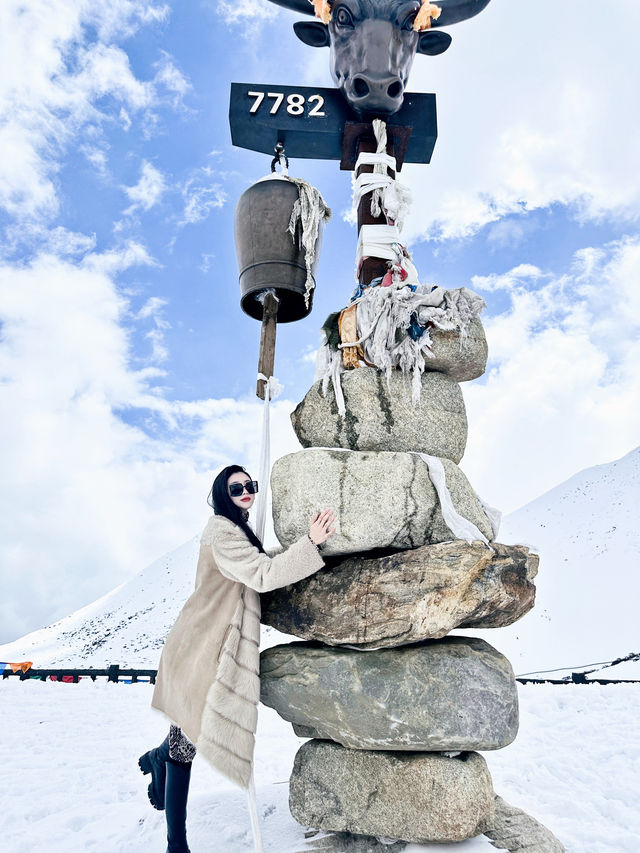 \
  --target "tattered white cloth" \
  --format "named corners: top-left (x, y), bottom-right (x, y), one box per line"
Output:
top-left (418, 453), bottom-right (501, 544)
top-left (317, 284), bottom-right (487, 414)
